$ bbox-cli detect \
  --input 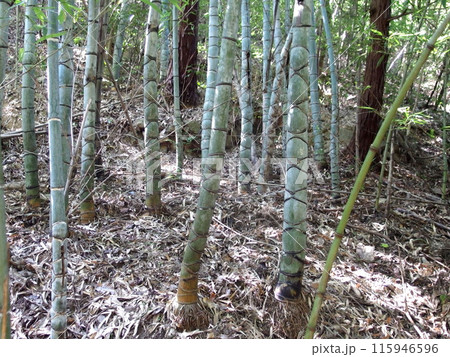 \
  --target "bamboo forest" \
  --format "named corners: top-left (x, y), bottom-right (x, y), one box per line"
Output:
top-left (0, 0), bottom-right (449, 339)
